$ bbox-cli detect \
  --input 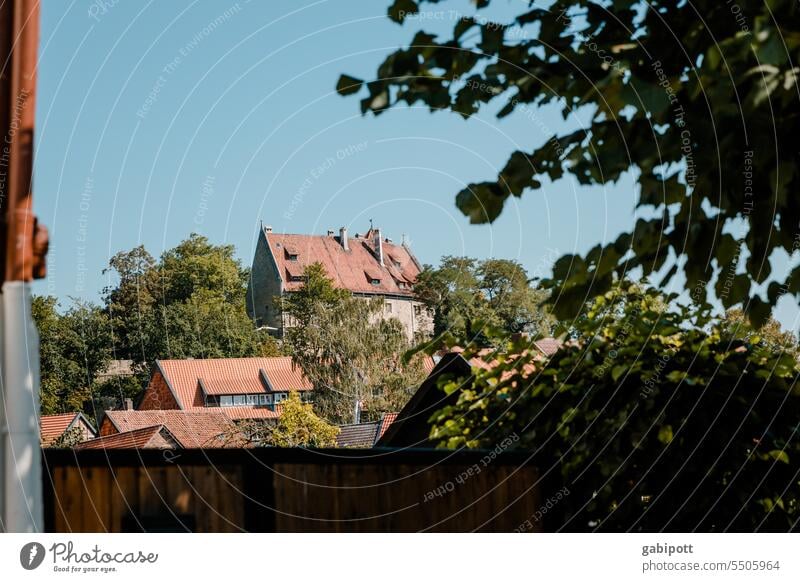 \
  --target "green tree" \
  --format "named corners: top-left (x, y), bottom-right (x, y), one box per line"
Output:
top-left (427, 282), bottom-right (800, 531)
top-left (722, 307), bottom-right (800, 358)
top-left (284, 263), bottom-right (428, 423)
top-left (339, 0), bottom-right (800, 325)
top-left (267, 392), bottom-right (339, 447)
top-left (103, 234), bottom-right (280, 373)
top-left (414, 256), bottom-right (553, 340)
top-left (33, 296), bottom-right (114, 414)
top-left (47, 425), bottom-right (88, 449)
